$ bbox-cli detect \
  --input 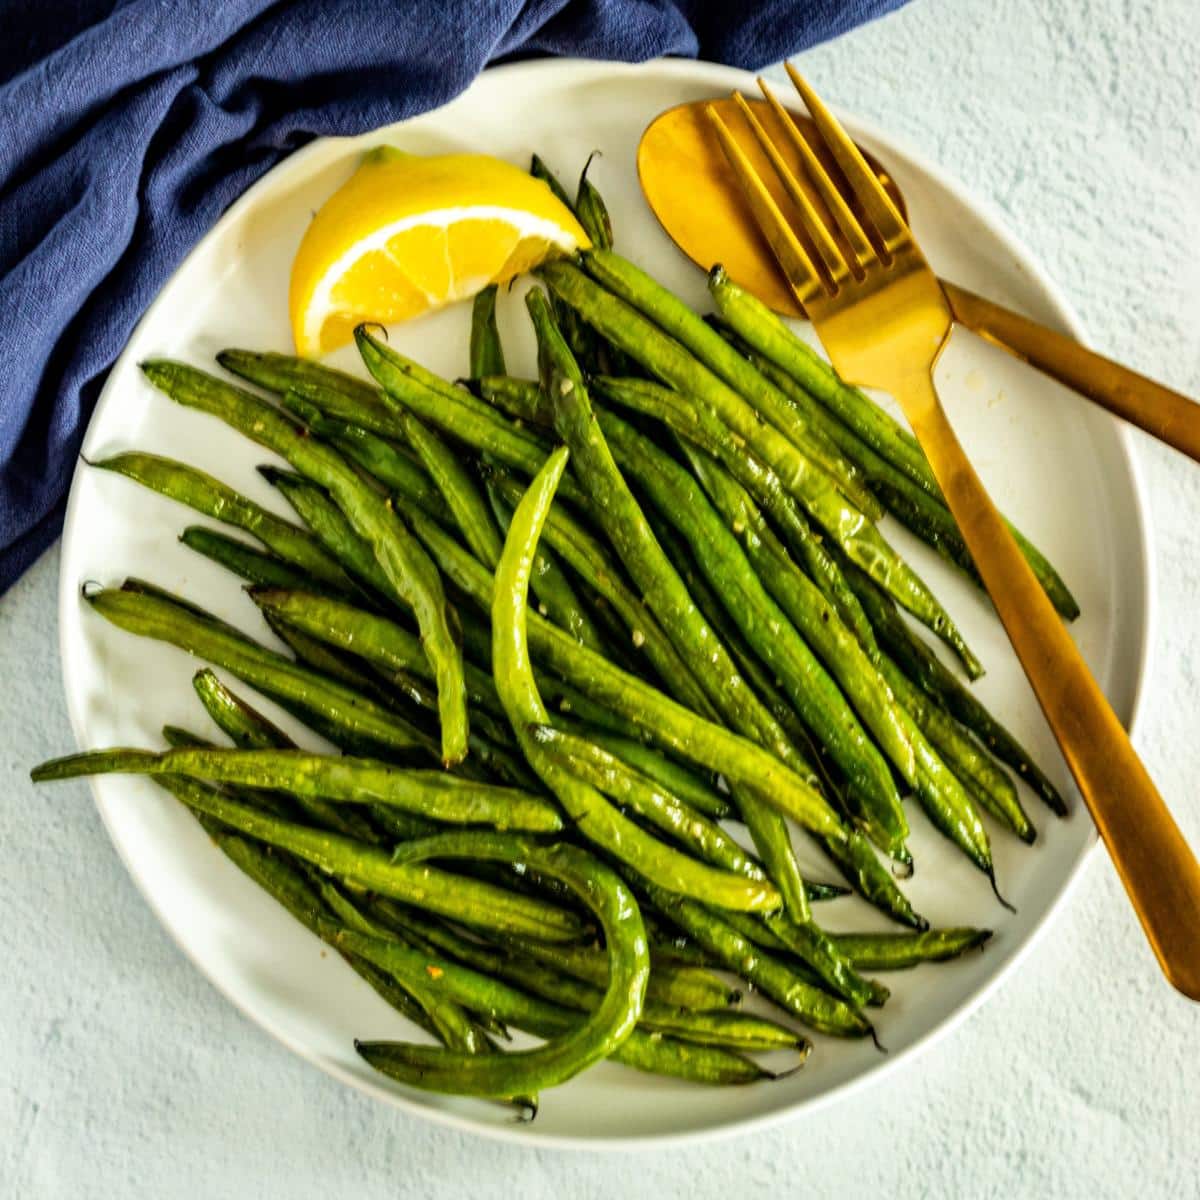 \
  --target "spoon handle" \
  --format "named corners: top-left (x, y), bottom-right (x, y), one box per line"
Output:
top-left (943, 282), bottom-right (1200, 462)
